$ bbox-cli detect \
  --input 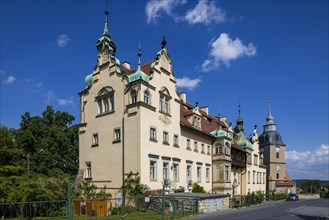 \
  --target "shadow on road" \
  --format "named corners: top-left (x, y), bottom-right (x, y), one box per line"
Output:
top-left (295, 215), bottom-right (328, 220)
